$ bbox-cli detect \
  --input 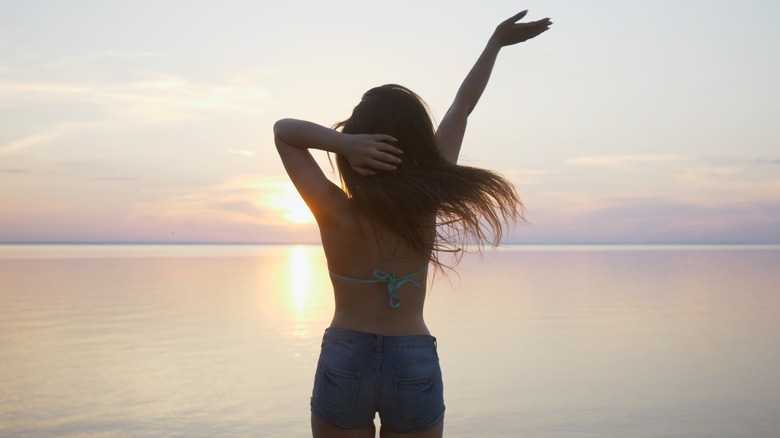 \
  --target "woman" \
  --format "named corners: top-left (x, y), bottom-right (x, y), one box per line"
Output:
top-left (275, 9), bottom-right (551, 438)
